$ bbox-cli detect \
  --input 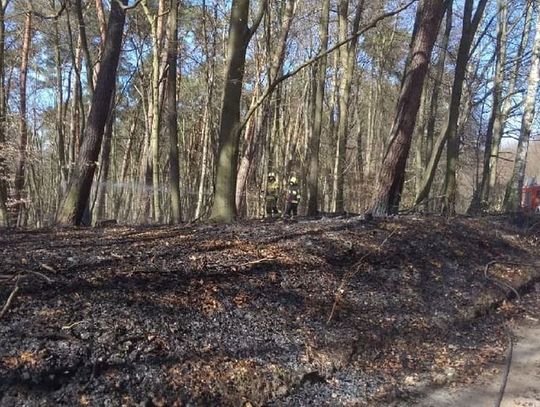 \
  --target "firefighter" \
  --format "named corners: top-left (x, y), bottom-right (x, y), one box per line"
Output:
top-left (264, 172), bottom-right (280, 218)
top-left (284, 175), bottom-right (301, 219)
